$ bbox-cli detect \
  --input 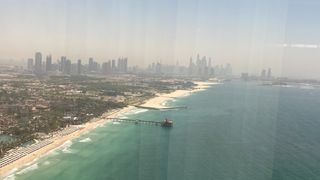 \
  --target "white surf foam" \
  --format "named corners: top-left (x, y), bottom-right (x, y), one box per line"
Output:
top-left (96, 123), bottom-right (106, 128)
top-left (123, 108), bottom-right (148, 116)
top-left (4, 174), bottom-right (16, 180)
top-left (79, 137), bottom-right (92, 143)
top-left (300, 85), bottom-right (315, 90)
top-left (112, 122), bottom-right (121, 125)
top-left (3, 168), bottom-right (18, 180)
top-left (43, 161), bottom-right (50, 166)
top-left (117, 115), bottom-right (128, 119)
top-left (58, 140), bottom-right (76, 154)
top-left (15, 163), bottom-right (39, 175)
top-left (133, 109), bottom-right (148, 114)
